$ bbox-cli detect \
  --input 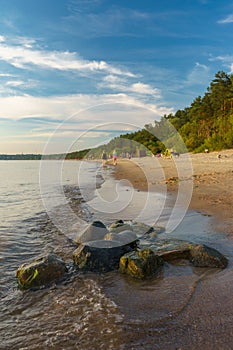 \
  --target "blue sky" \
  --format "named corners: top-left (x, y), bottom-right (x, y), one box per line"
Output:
top-left (1, 0), bottom-right (233, 153)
